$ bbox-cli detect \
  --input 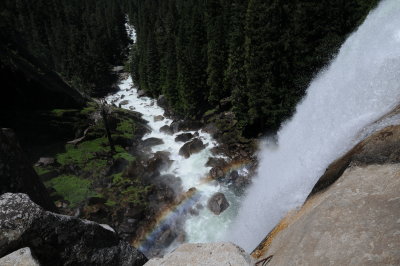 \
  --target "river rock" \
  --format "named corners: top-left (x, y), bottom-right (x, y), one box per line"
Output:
top-left (159, 125), bottom-right (174, 135)
top-left (142, 137), bottom-right (164, 147)
top-left (146, 151), bottom-right (173, 173)
top-left (0, 193), bottom-right (148, 266)
top-left (209, 167), bottom-right (225, 179)
top-left (119, 100), bottom-right (129, 106)
top-left (137, 90), bottom-right (147, 98)
top-left (170, 120), bottom-right (203, 133)
top-left (157, 95), bottom-right (168, 109)
top-left (154, 115), bottom-right (164, 122)
top-left (35, 157), bottom-right (55, 167)
top-left (178, 138), bottom-right (205, 158)
top-left (205, 157), bottom-right (227, 168)
top-left (144, 242), bottom-right (253, 266)
top-left (0, 247), bottom-right (40, 266)
top-left (207, 192), bottom-right (230, 215)
top-left (112, 66), bottom-right (124, 72)
top-left (175, 133), bottom-right (193, 143)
